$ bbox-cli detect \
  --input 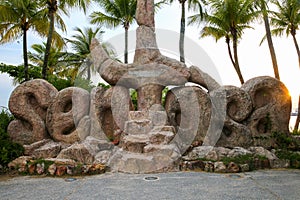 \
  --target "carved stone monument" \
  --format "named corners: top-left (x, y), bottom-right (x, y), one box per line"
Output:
top-left (7, 0), bottom-right (291, 173)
